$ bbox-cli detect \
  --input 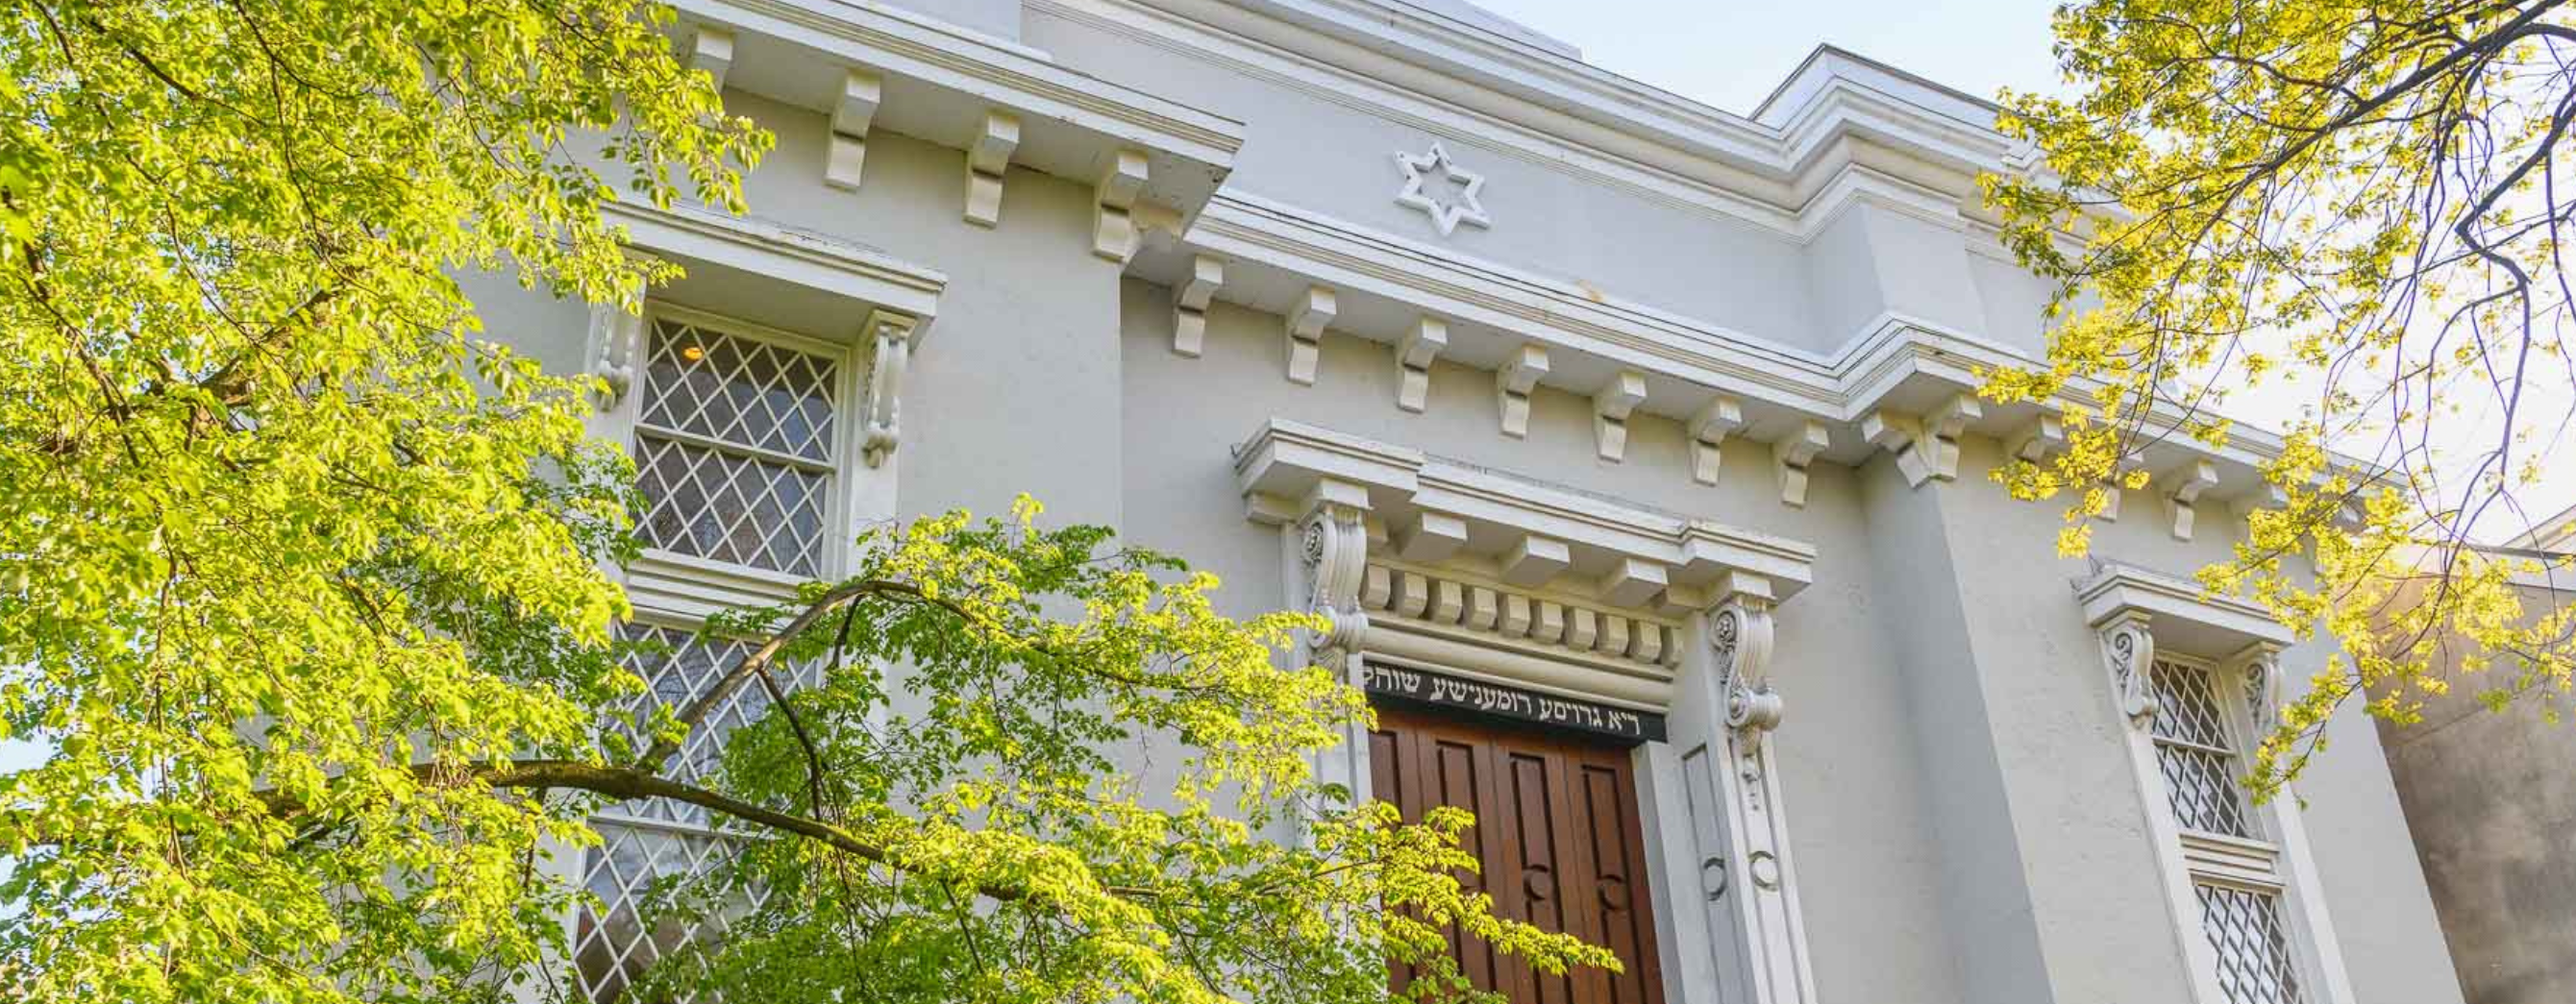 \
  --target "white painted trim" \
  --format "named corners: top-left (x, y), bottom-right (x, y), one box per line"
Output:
top-left (2084, 602), bottom-right (2356, 1004)
top-left (2074, 560), bottom-right (2294, 651)
top-left (618, 303), bottom-right (880, 623)
top-left (1234, 418), bottom-right (1820, 597)
top-left (604, 201), bottom-right (945, 323)
top-left (671, 0), bottom-right (1245, 168)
